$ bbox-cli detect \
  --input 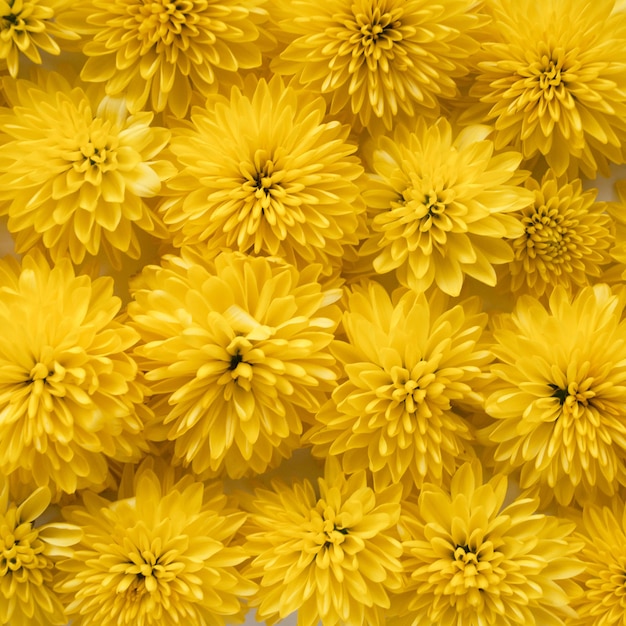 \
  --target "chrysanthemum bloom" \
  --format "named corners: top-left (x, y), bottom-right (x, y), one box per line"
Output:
top-left (271, 0), bottom-right (486, 129)
top-left (509, 169), bottom-right (613, 297)
top-left (470, 0), bottom-right (626, 178)
top-left (69, 0), bottom-right (273, 117)
top-left (358, 118), bottom-right (531, 296)
top-left (242, 457), bottom-right (403, 626)
top-left (483, 284), bottom-right (626, 506)
top-left (161, 76), bottom-right (364, 276)
top-left (0, 71), bottom-right (174, 267)
top-left (57, 461), bottom-right (254, 626)
top-left (306, 281), bottom-right (490, 492)
top-left (128, 251), bottom-right (339, 478)
top-left (570, 500), bottom-right (626, 625)
top-left (0, 251), bottom-right (147, 494)
top-left (0, 477), bottom-right (81, 626)
top-left (397, 462), bottom-right (583, 626)
top-left (0, 0), bottom-right (79, 77)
